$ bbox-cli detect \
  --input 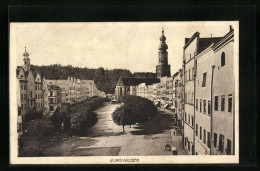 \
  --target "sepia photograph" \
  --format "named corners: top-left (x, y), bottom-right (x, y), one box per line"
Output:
top-left (9, 21), bottom-right (239, 164)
